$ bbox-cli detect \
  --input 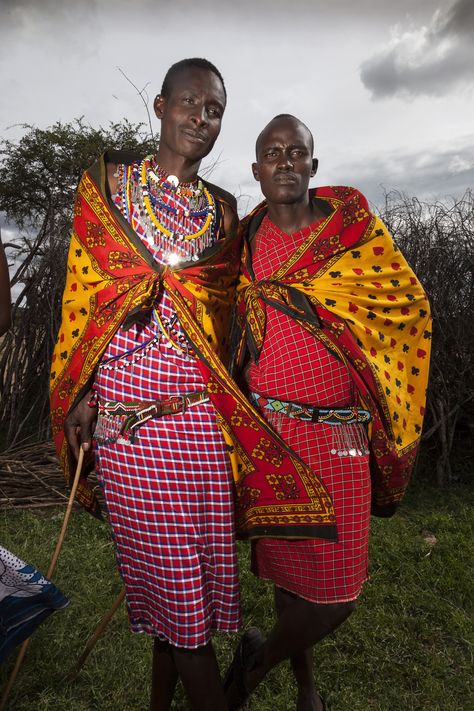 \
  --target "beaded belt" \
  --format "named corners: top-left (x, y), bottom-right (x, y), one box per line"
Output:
top-left (95, 390), bottom-right (209, 444)
top-left (250, 392), bottom-right (371, 425)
